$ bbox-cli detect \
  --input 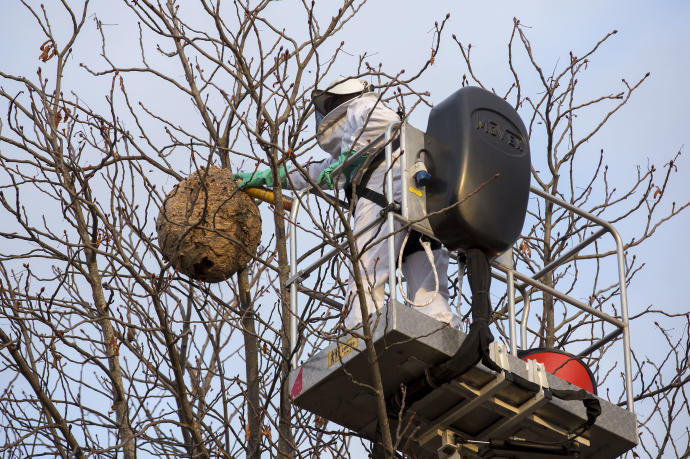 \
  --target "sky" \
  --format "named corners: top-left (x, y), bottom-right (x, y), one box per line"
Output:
top-left (343, 1), bottom-right (690, 318)
top-left (1, 0), bottom-right (689, 455)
